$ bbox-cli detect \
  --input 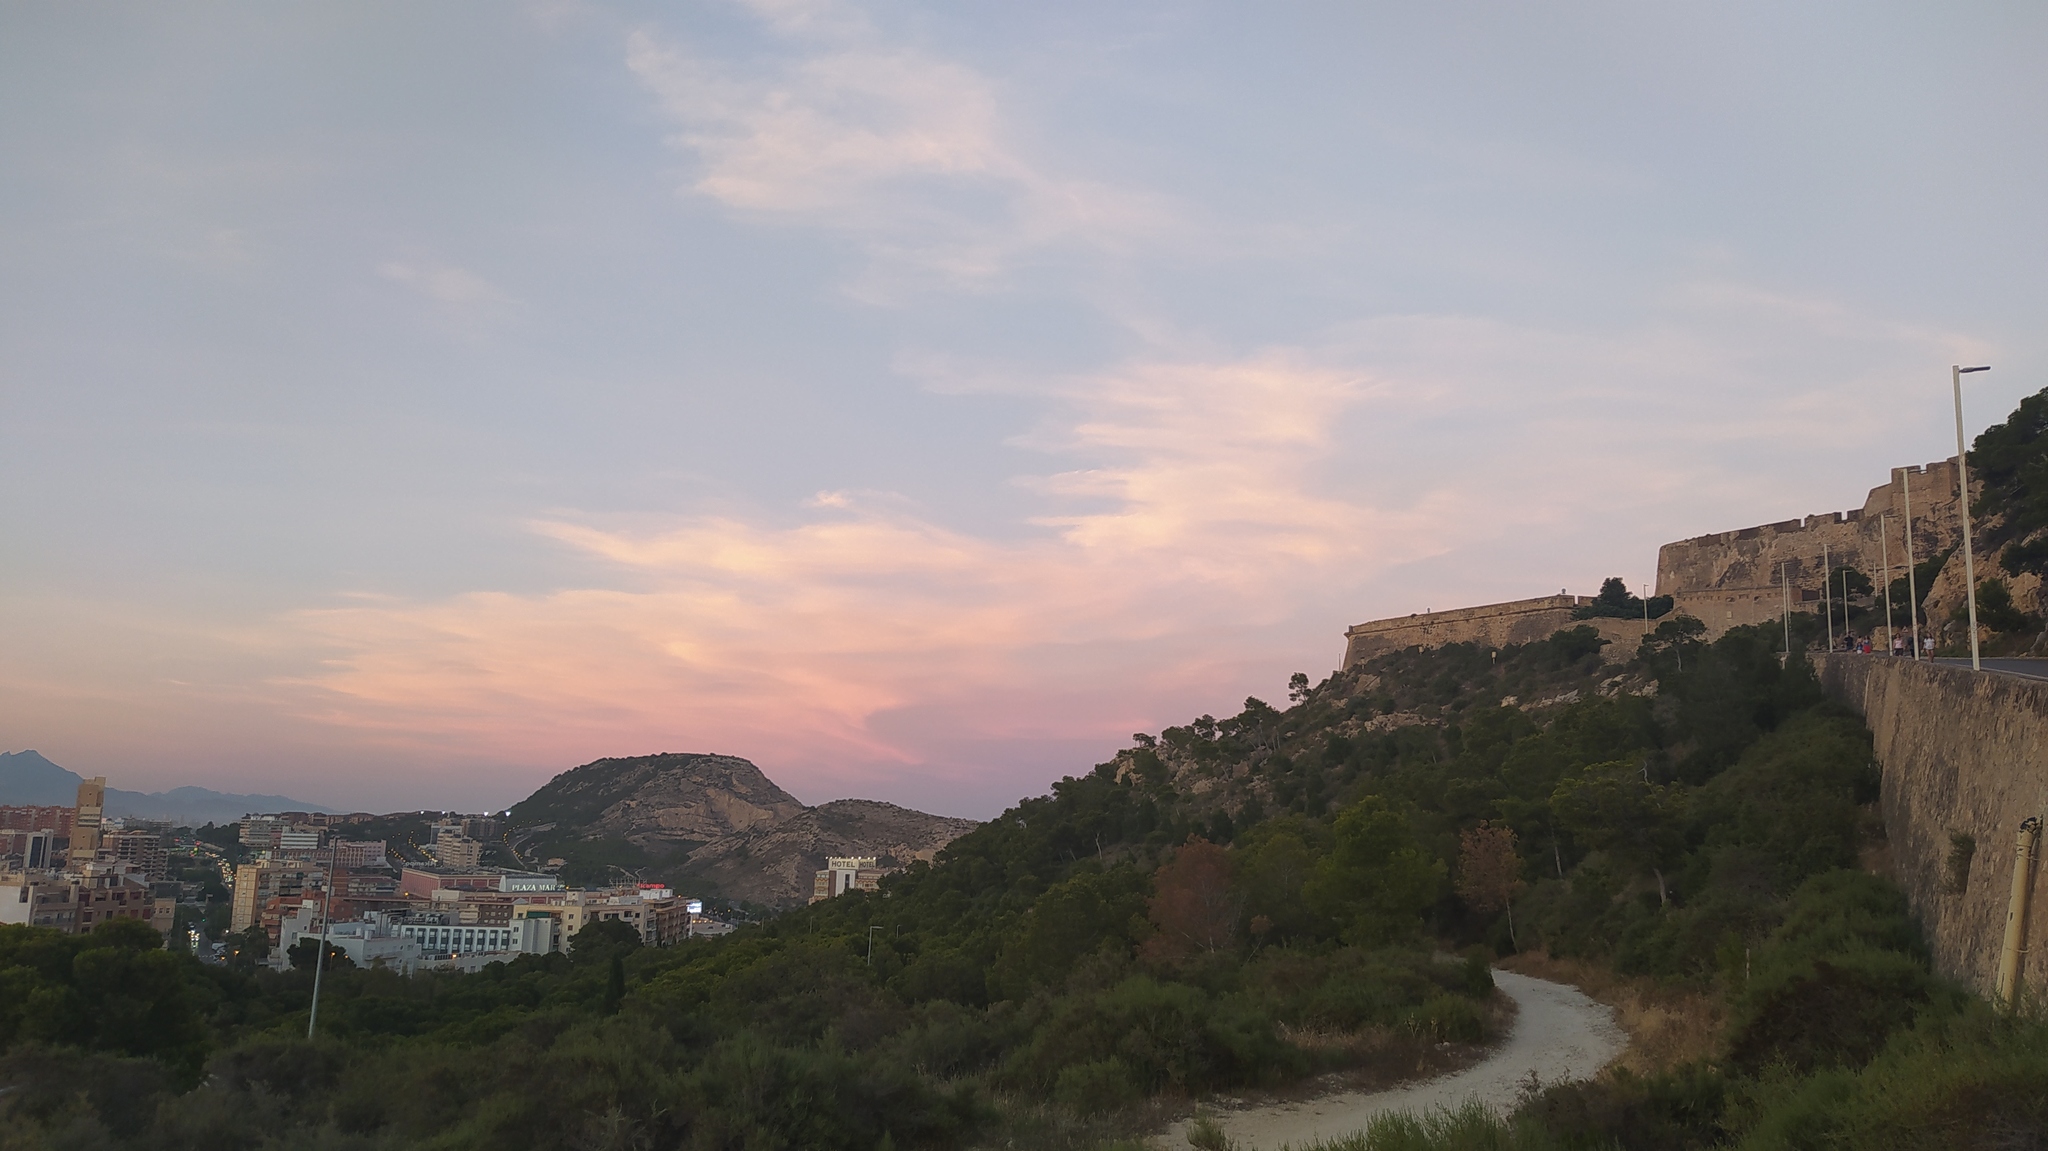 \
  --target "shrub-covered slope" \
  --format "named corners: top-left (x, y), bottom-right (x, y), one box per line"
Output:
top-left (10, 617), bottom-right (2029, 1151)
